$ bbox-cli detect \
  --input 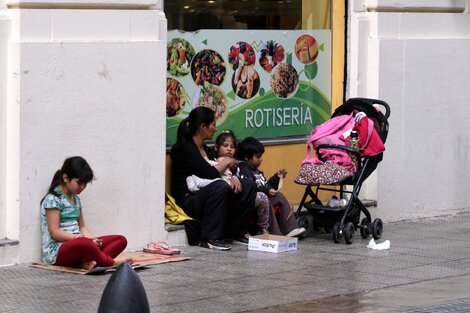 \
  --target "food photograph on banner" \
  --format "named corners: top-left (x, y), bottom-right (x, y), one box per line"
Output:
top-left (166, 29), bottom-right (331, 146)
